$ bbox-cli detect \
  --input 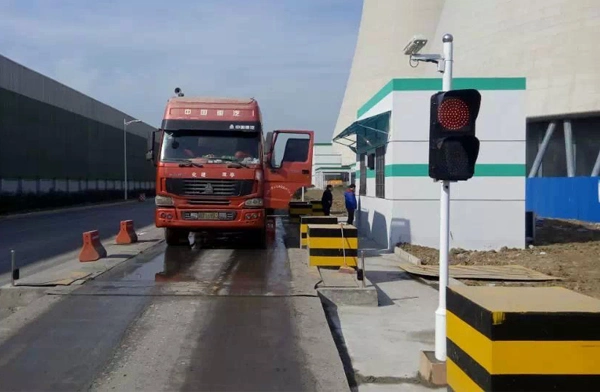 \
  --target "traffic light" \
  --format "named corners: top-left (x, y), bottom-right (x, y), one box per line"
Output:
top-left (428, 89), bottom-right (481, 181)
